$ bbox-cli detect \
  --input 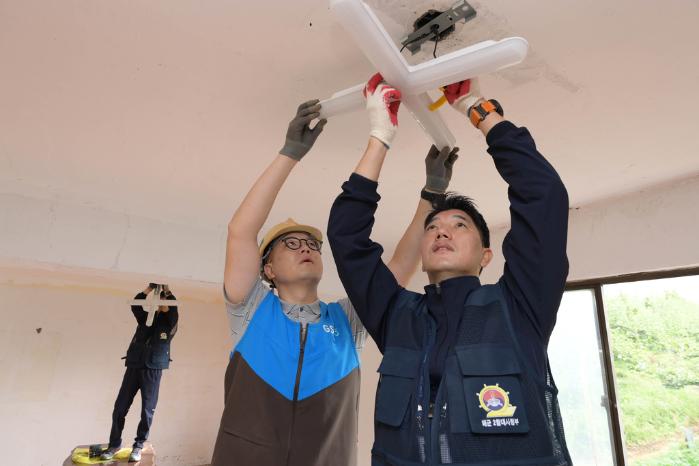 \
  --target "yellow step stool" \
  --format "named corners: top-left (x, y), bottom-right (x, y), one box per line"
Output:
top-left (65, 442), bottom-right (155, 465)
